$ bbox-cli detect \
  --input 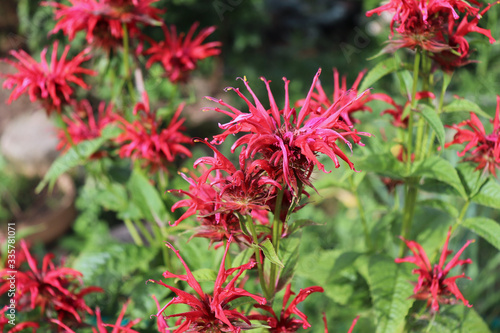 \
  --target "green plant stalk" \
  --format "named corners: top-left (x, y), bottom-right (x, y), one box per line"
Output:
top-left (133, 219), bottom-right (155, 245)
top-left (405, 51), bottom-right (421, 173)
top-left (121, 23), bottom-right (136, 102)
top-left (151, 221), bottom-right (172, 271)
top-left (246, 214), bottom-right (270, 299)
top-left (268, 188), bottom-right (285, 301)
top-left (399, 178), bottom-right (419, 257)
top-left (427, 73), bottom-right (451, 157)
top-left (415, 52), bottom-right (432, 161)
top-left (124, 218), bottom-right (143, 246)
top-left (348, 175), bottom-right (372, 250)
